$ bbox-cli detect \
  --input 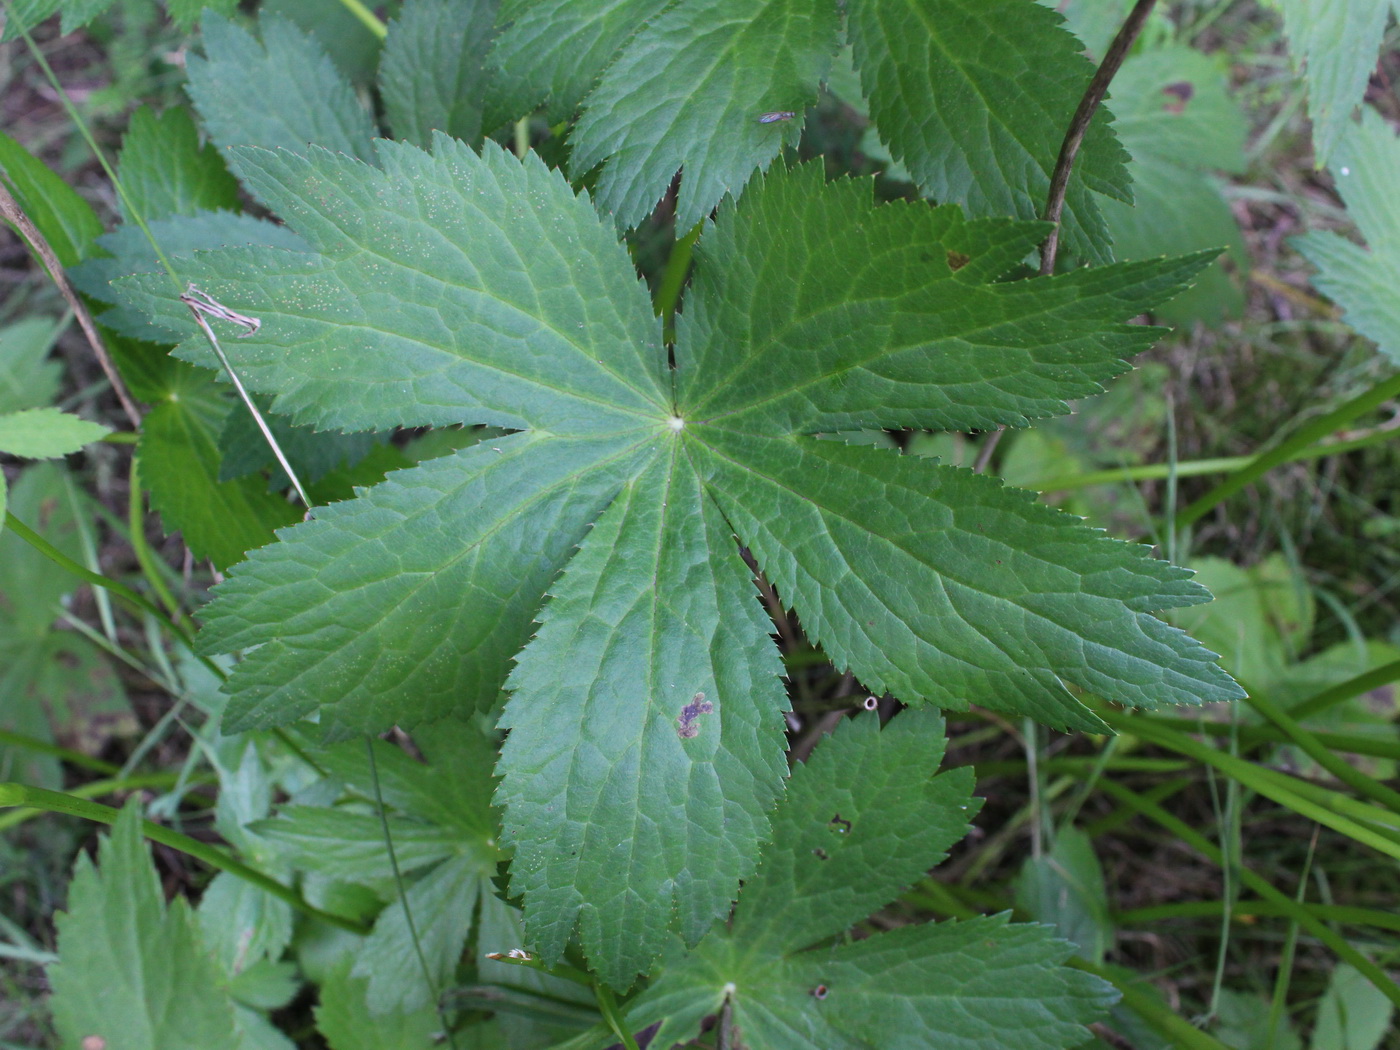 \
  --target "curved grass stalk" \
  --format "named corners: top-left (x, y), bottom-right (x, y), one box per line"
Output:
top-left (1116, 715), bottom-right (1400, 859)
top-left (0, 783), bottom-right (368, 935)
top-left (1175, 370), bottom-right (1400, 531)
top-left (0, 771), bottom-right (213, 833)
top-left (1095, 779), bottom-right (1400, 1009)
